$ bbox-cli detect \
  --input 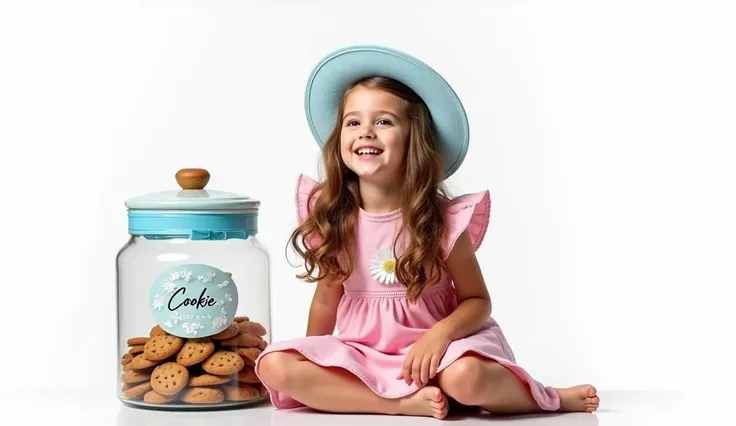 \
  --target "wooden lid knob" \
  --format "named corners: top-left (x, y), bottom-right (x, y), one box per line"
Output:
top-left (176, 168), bottom-right (210, 190)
